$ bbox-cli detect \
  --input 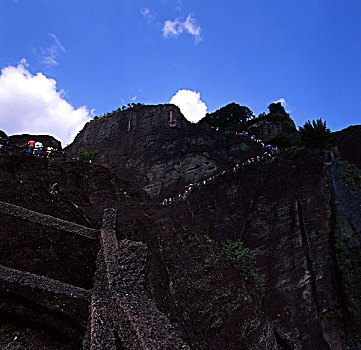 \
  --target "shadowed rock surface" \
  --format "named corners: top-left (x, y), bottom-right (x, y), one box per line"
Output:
top-left (9, 133), bottom-right (62, 150)
top-left (159, 149), bottom-right (361, 349)
top-left (65, 104), bottom-right (266, 199)
top-left (247, 119), bottom-right (298, 141)
top-left (0, 153), bottom-right (277, 349)
top-left (0, 130), bottom-right (8, 139)
top-left (1, 104), bottom-right (361, 349)
top-left (332, 125), bottom-right (361, 169)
